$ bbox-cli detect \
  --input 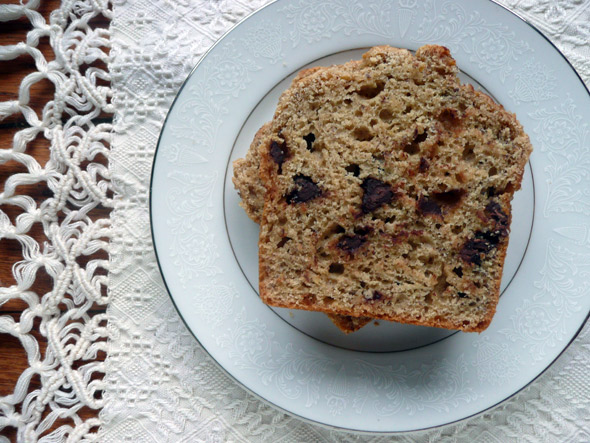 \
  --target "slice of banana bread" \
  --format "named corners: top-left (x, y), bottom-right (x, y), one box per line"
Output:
top-left (256, 45), bottom-right (532, 332)
top-left (233, 122), bottom-right (372, 333)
